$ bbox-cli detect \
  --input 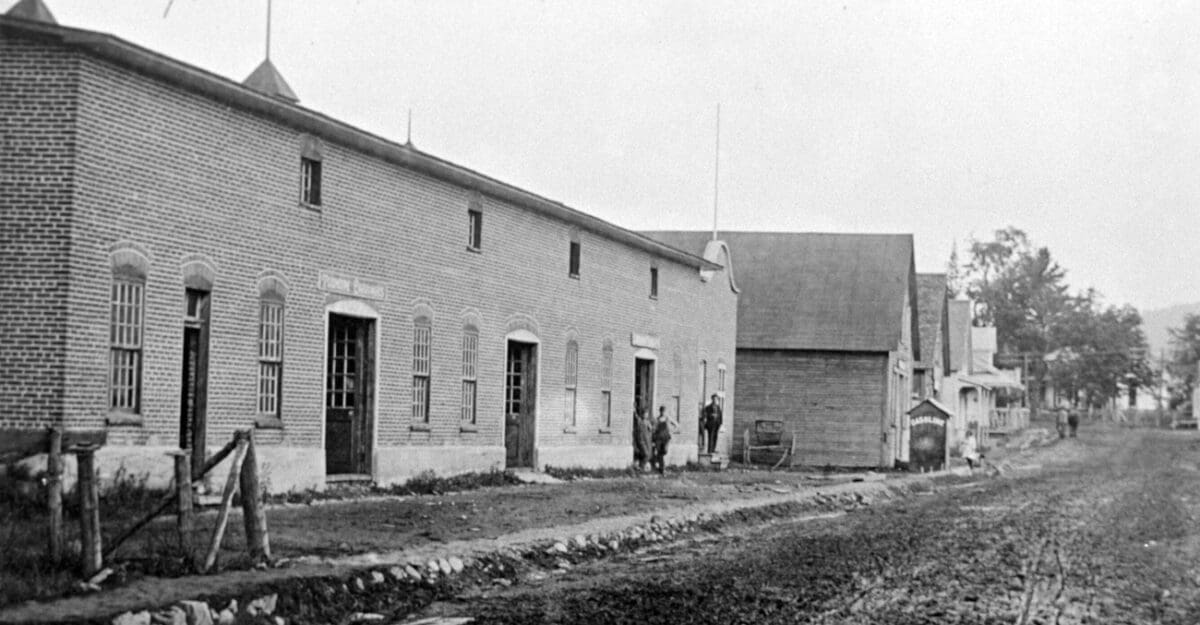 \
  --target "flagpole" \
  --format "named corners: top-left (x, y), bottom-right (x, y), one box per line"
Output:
top-left (712, 103), bottom-right (720, 242)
